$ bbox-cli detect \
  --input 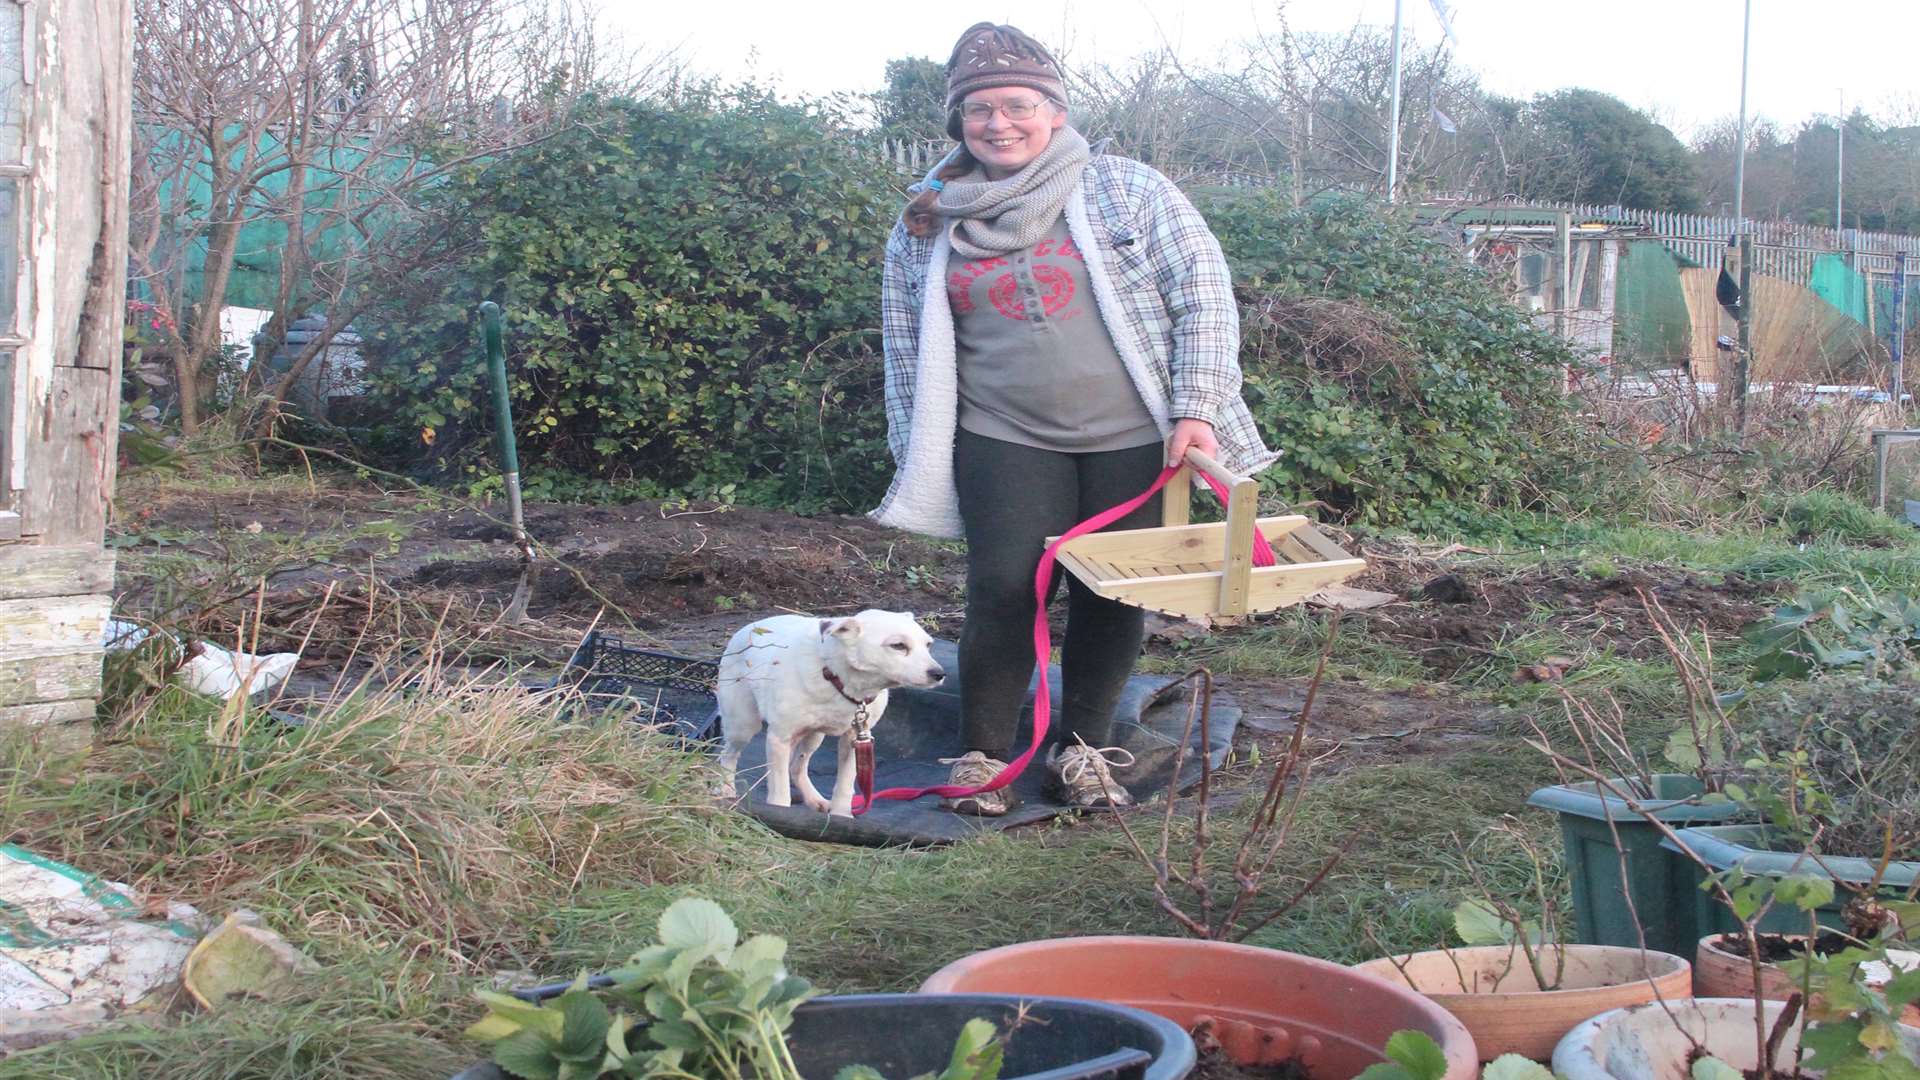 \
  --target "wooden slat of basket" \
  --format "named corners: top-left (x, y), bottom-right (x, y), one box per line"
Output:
top-left (1057, 550), bottom-right (1128, 587)
top-left (1059, 515), bottom-right (1310, 566)
top-left (1291, 523), bottom-right (1353, 564)
top-left (1096, 558), bottom-right (1365, 619)
top-left (1274, 533), bottom-right (1321, 566)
